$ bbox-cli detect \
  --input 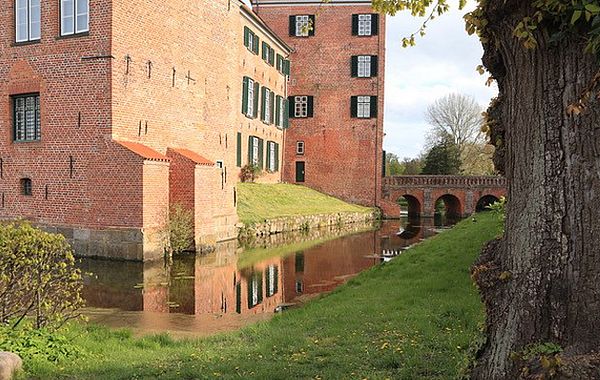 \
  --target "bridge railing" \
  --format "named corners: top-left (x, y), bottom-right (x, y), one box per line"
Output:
top-left (383, 175), bottom-right (507, 188)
